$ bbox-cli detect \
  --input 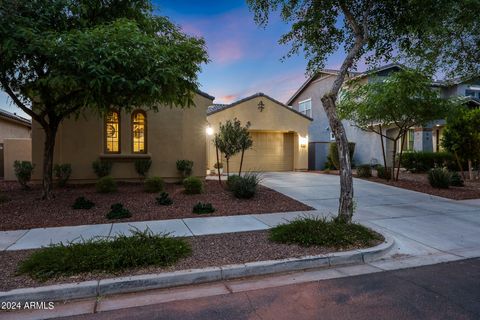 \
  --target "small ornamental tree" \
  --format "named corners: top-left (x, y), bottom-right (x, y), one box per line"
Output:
top-left (214, 118), bottom-right (250, 176)
top-left (0, 0), bottom-right (208, 199)
top-left (238, 122), bottom-right (253, 175)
